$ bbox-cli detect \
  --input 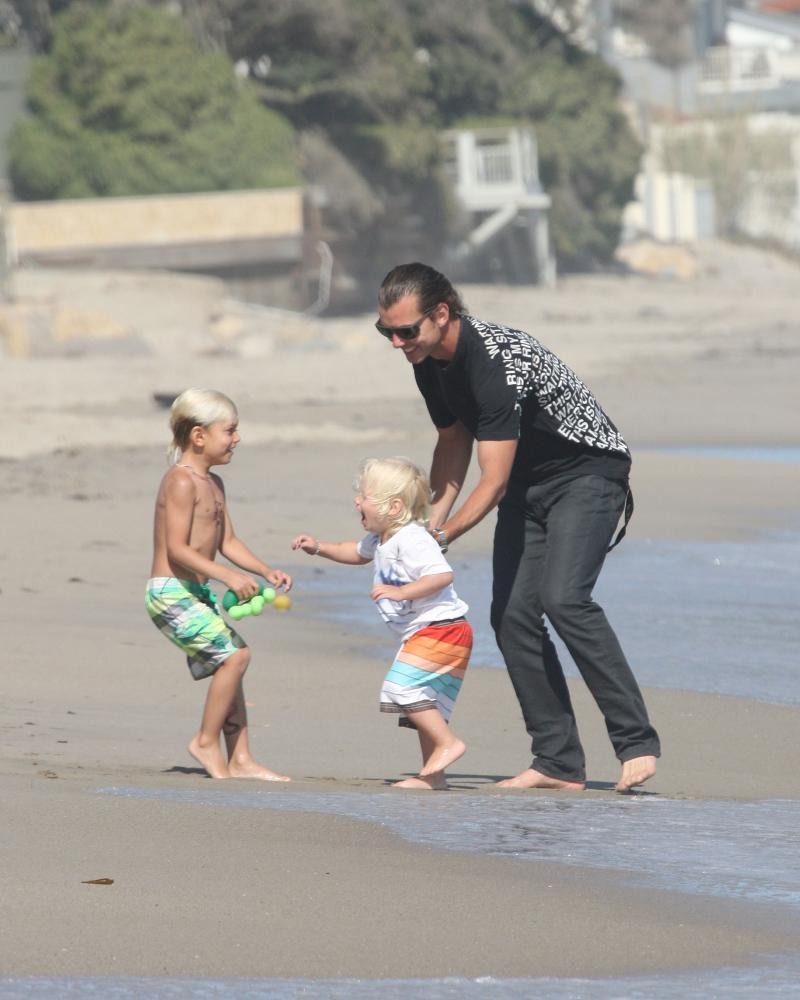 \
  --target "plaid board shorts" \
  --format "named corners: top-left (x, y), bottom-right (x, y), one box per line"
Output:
top-left (381, 618), bottom-right (473, 727)
top-left (145, 577), bottom-right (246, 680)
